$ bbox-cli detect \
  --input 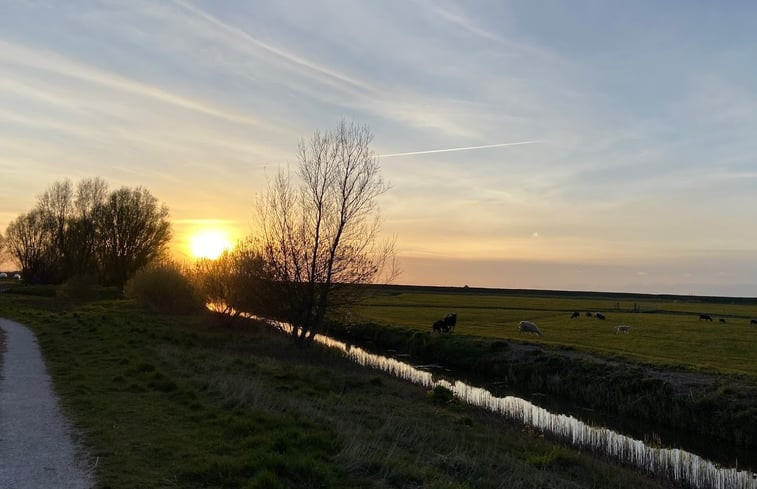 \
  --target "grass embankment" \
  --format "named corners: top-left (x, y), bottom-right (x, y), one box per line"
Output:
top-left (340, 288), bottom-right (757, 453)
top-left (0, 289), bottom-right (675, 488)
